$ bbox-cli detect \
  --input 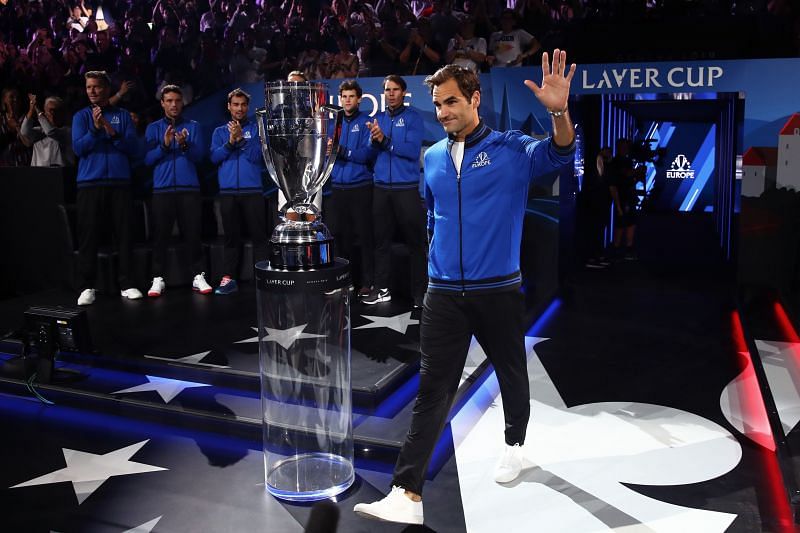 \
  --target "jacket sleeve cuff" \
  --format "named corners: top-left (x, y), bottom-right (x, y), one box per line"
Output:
top-left (551, 137), bottom-right (576, 156)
